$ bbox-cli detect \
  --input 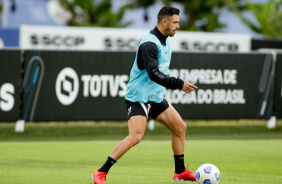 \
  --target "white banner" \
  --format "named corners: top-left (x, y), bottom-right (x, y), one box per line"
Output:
top-left (20, 25), bottom-right (251, 52)
top-left (172, 31), bottom-right (251, 52)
